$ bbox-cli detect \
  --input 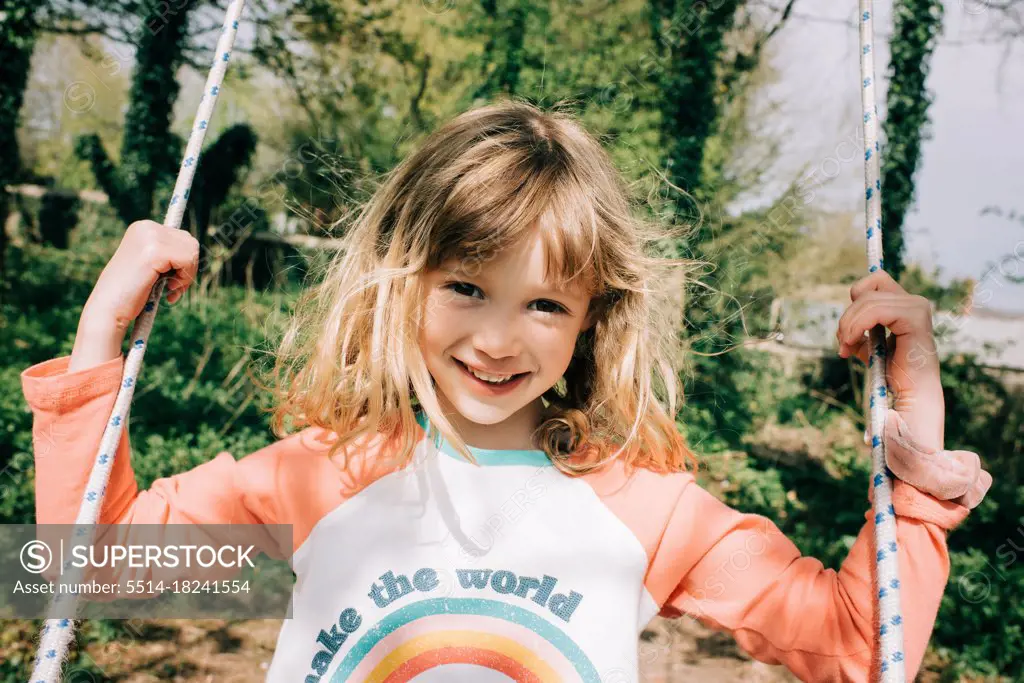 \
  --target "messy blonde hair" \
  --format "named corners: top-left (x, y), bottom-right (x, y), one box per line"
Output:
top-left (263, 98), bottom-right (700, 476)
